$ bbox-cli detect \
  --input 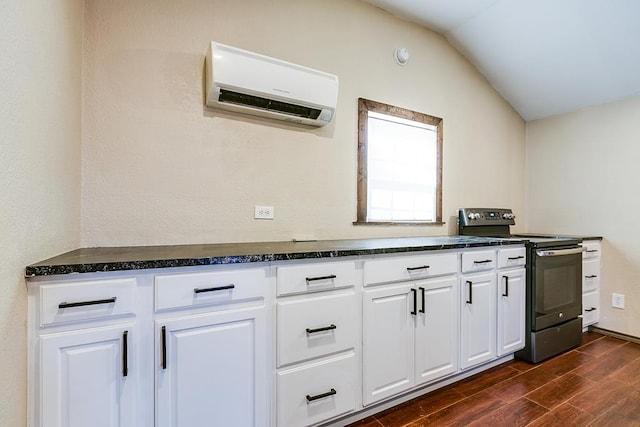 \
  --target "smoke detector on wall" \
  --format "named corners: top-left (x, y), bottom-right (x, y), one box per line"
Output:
top-left (394, 48), bottom-right (410, 65)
